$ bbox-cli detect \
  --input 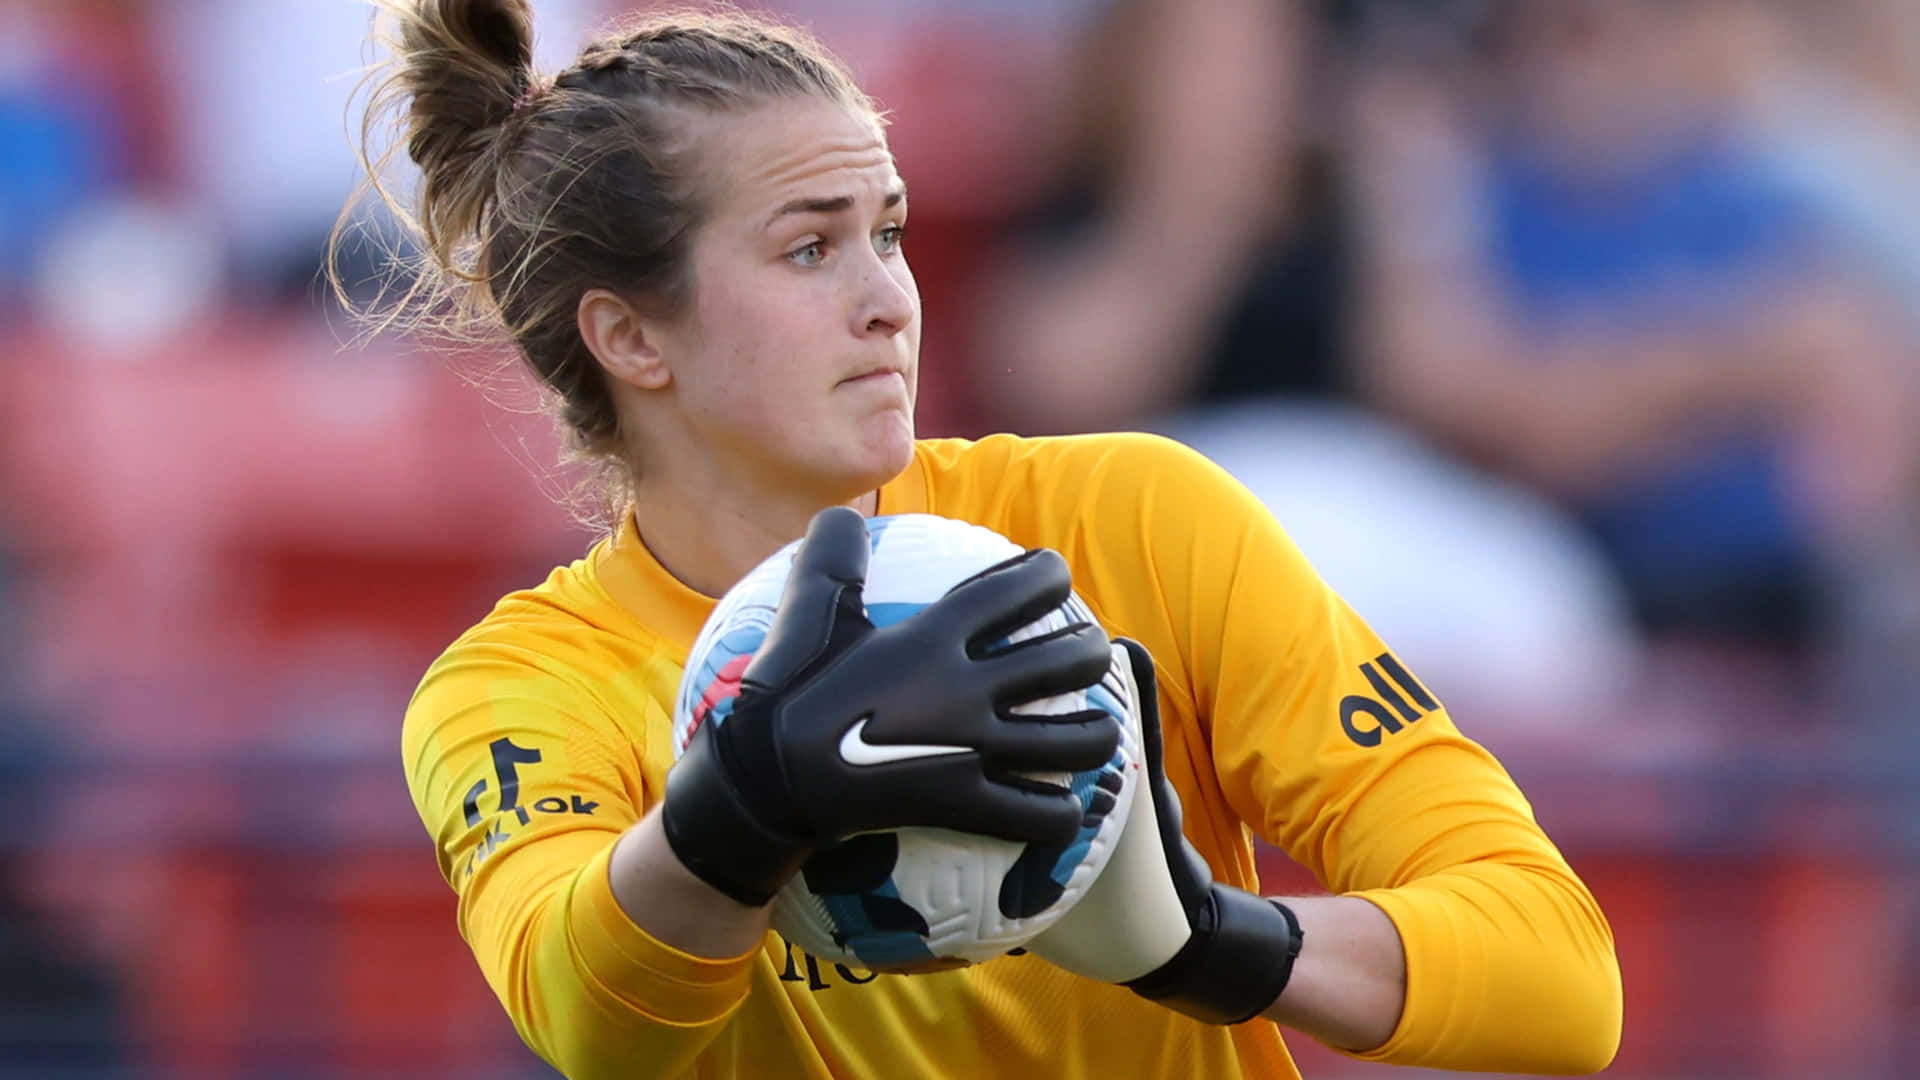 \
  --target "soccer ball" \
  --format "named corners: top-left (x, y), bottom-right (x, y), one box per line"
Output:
top-left (672, 513), bottom-right (1140, 972)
